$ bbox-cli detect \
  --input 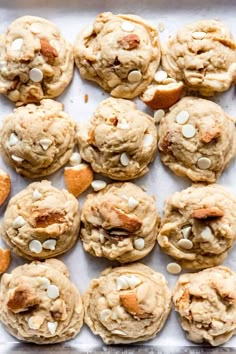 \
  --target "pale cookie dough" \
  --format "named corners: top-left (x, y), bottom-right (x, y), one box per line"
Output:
top-left (77, 97), bottom-right (157, 180)
top-left (0, 99), bottom-right (76, 179)
top-left (74, 12), bottom-right (160, 99)
top-left (1, 180), bottom-right (80, 260)
top-left (83, 263), bottom-right (171, 344)
top-left (162, 20), bottom-right (236, 96)
top-left (81, 182), bottom-right (160, 263)
top-left (158, 97), bottom-right (236, 183)
top-left (0, 16), bottom-right (74, 105)
top-left (0, 259), bottom-right (84, 344)
top-left (158, 184), bottom-right (236, 270)
top-left (173, 266), bottom-right (236, 346)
